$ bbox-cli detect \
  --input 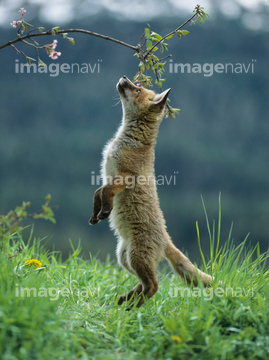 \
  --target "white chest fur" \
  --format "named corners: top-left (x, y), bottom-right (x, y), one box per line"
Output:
top-left (101, 124), bottom-right (124, 185)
